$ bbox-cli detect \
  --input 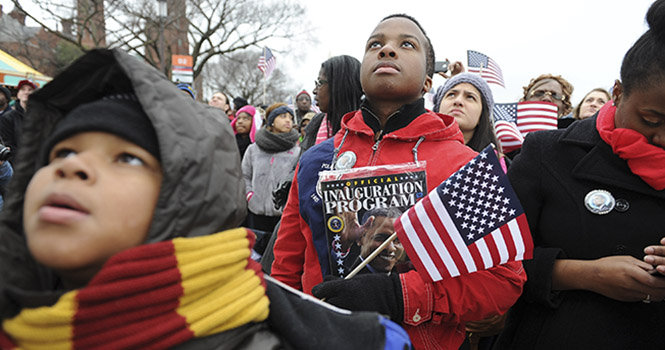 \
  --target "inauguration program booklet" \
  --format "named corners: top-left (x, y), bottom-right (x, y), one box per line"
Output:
top-left (318, 162), bottom-right (427, 277)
